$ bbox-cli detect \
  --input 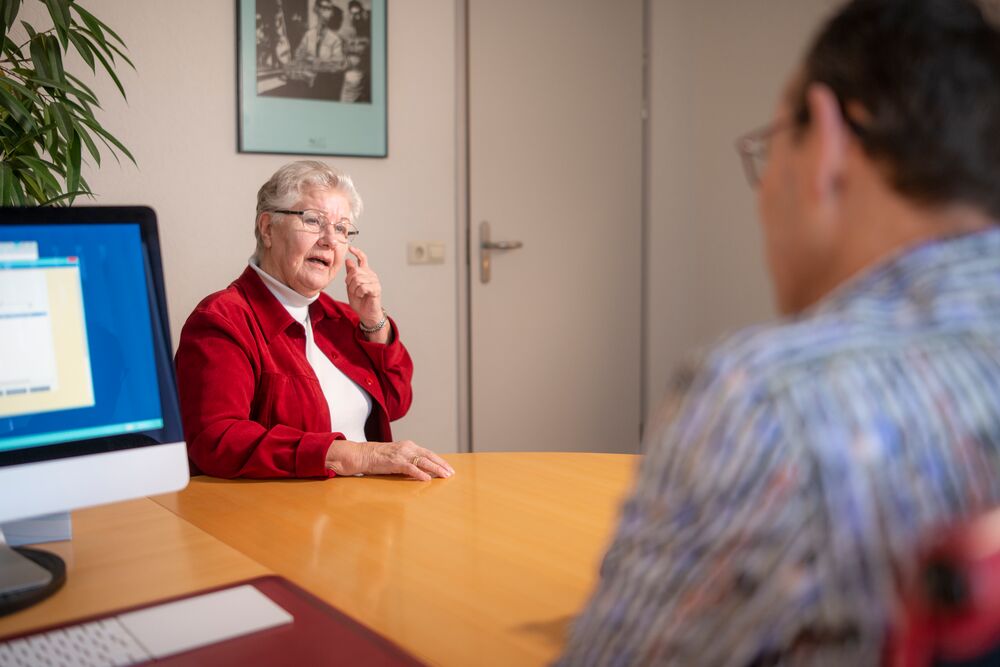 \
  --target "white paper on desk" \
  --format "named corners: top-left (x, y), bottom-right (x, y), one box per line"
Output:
top-left (1, 512), bottom-right (72, 546)
top-left (118, 584), bottom-right (294, 659)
